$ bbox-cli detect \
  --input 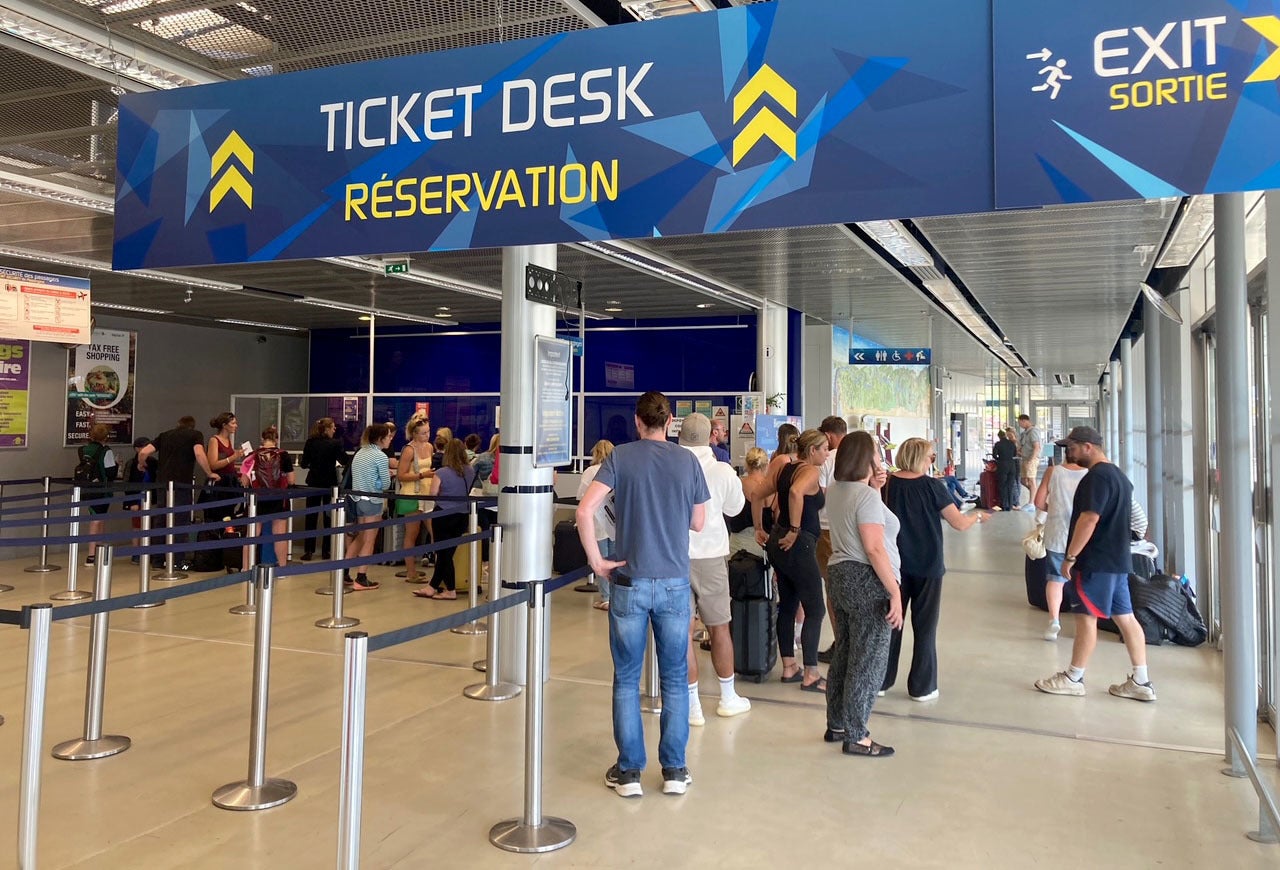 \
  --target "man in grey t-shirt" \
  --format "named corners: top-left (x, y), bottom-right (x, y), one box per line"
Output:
top-left (1016, 414), bottom-right (1042, 511)
top-left (578, 390), bottom-right (709, 799)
